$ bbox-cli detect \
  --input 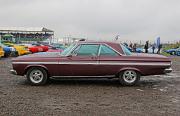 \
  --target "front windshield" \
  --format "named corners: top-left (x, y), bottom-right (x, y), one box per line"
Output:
top-left (60, 44), bottom-right (76, 56)
top-left (121, 44), bottom-right (132, 55)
